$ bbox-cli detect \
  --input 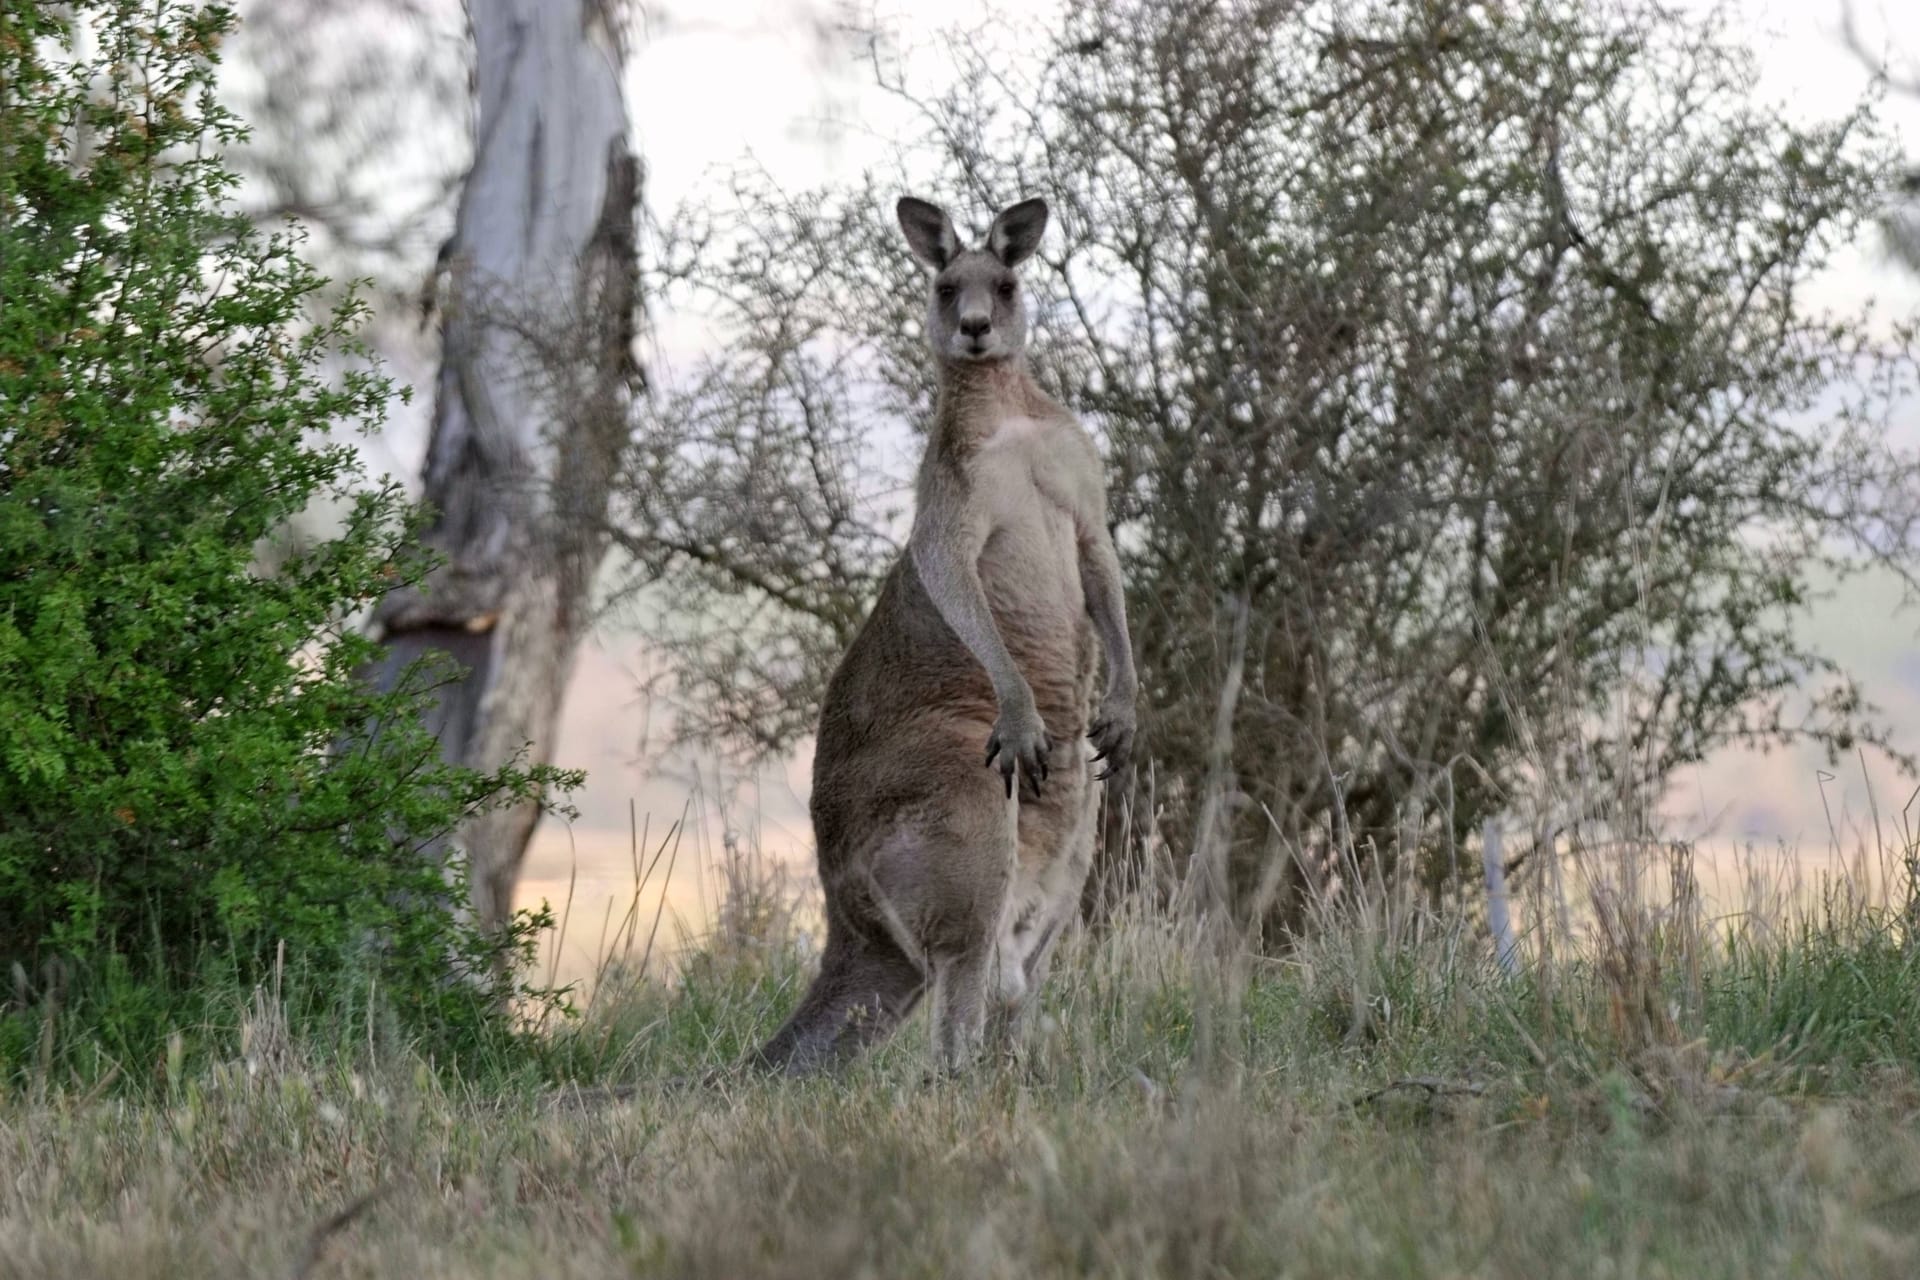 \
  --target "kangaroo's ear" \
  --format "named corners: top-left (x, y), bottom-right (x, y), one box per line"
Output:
top-left (987, 198), bottom-right (1048, 268)
top-left (897, 197), bottom-right (961, 270)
